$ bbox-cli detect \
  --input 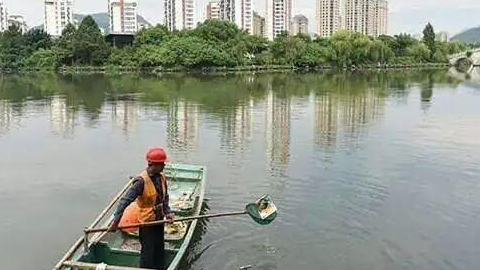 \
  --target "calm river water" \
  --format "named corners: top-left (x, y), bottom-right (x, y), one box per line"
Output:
top-left (1, 69), bottom-right (480, 270)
